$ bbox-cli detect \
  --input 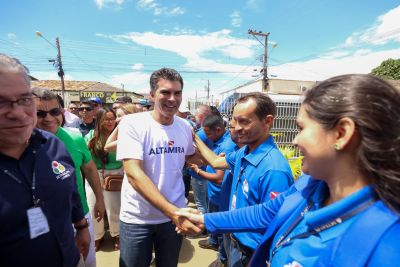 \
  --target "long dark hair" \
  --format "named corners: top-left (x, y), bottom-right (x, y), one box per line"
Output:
top-left (87, 107), bottom-right (116, 165)
top-left (303, 74), bottom-right (400, 213)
